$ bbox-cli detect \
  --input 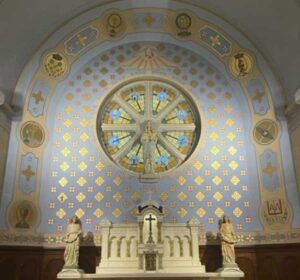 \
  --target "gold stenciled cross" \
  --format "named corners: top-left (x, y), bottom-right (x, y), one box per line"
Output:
top-left (263, 162), bottom-right (276, 175)
top-left (210, 34), bottom-right (221, 47)
top-left (76, 34), bottom-right (87, 47)
top-left (252, 90), bottom-right (265, 103)
top-left (32, 91), bottom-right (44, 104)
top-left (22, 165), bottom-right (36, 181)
